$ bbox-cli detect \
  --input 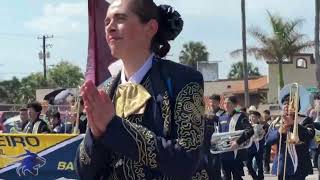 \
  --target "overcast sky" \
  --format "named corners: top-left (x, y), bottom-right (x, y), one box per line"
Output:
top-left (0, 0), bottom-right (315, 80)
